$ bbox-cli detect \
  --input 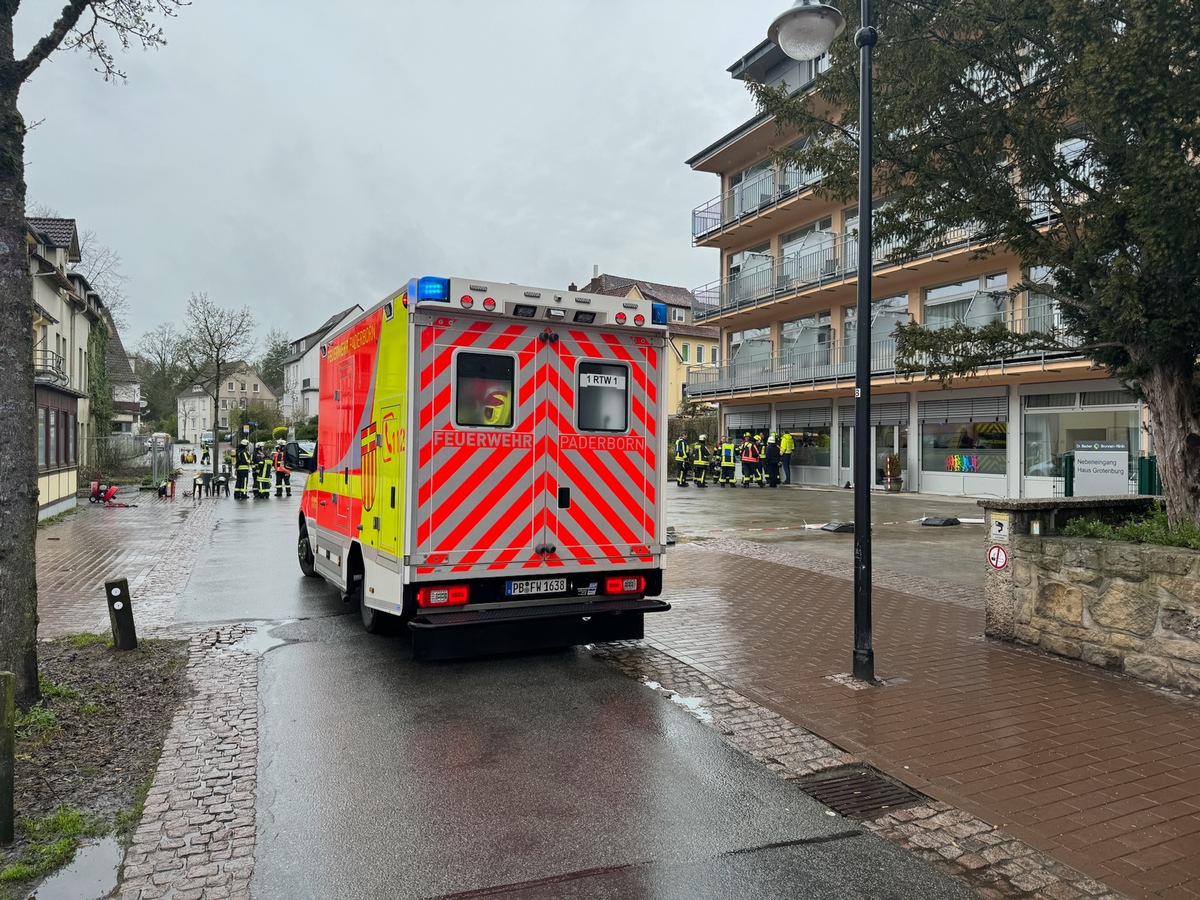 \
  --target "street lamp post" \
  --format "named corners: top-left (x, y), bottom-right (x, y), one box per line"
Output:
top-left (770, 0), bottom-right (876, 682)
